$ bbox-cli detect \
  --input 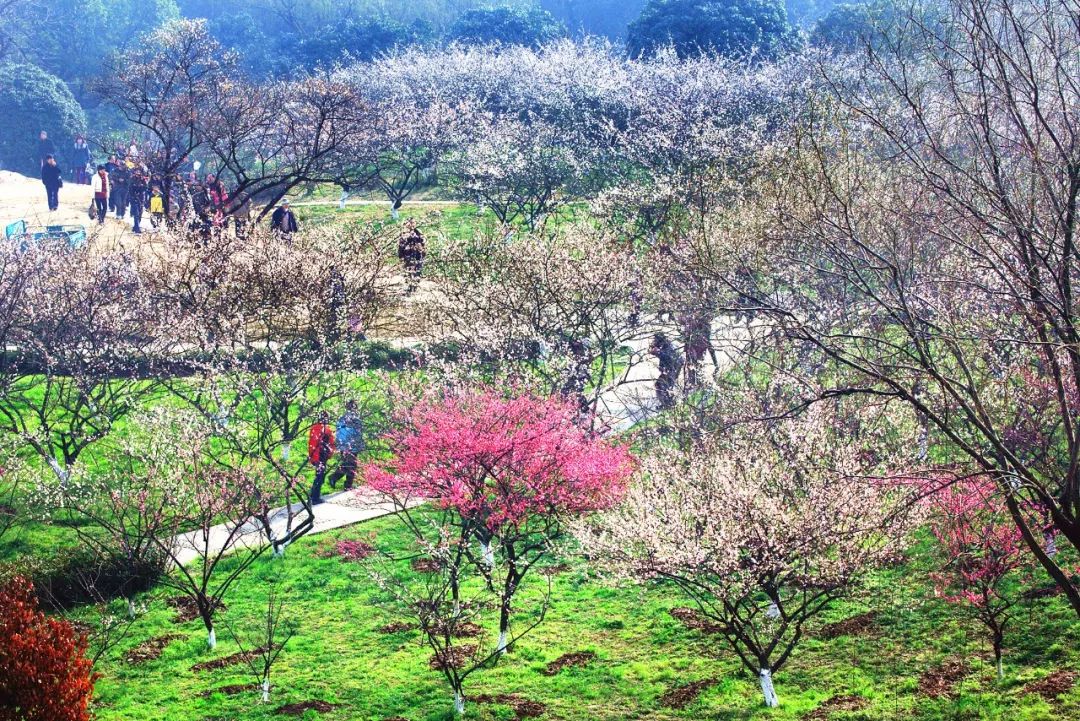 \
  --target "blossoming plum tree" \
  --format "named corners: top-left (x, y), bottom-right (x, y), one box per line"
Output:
top-left (927, 476), bottom-right (1034, 679)
top-left (366, 387), bottom-right (634, 714)
top-left (578, 406), bottom-right (921, 707)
